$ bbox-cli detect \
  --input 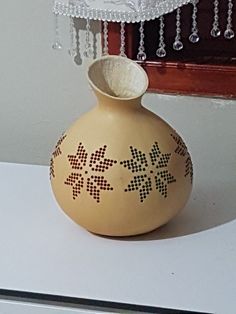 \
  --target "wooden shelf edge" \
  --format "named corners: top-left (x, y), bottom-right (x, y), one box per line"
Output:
top-left (139, 61), bottom-right (236, 99)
